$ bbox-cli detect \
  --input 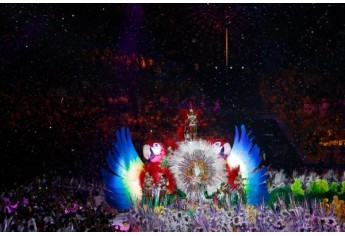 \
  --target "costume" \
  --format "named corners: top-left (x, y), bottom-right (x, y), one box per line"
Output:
top-left (185, 109), bottom-right (198, 141)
